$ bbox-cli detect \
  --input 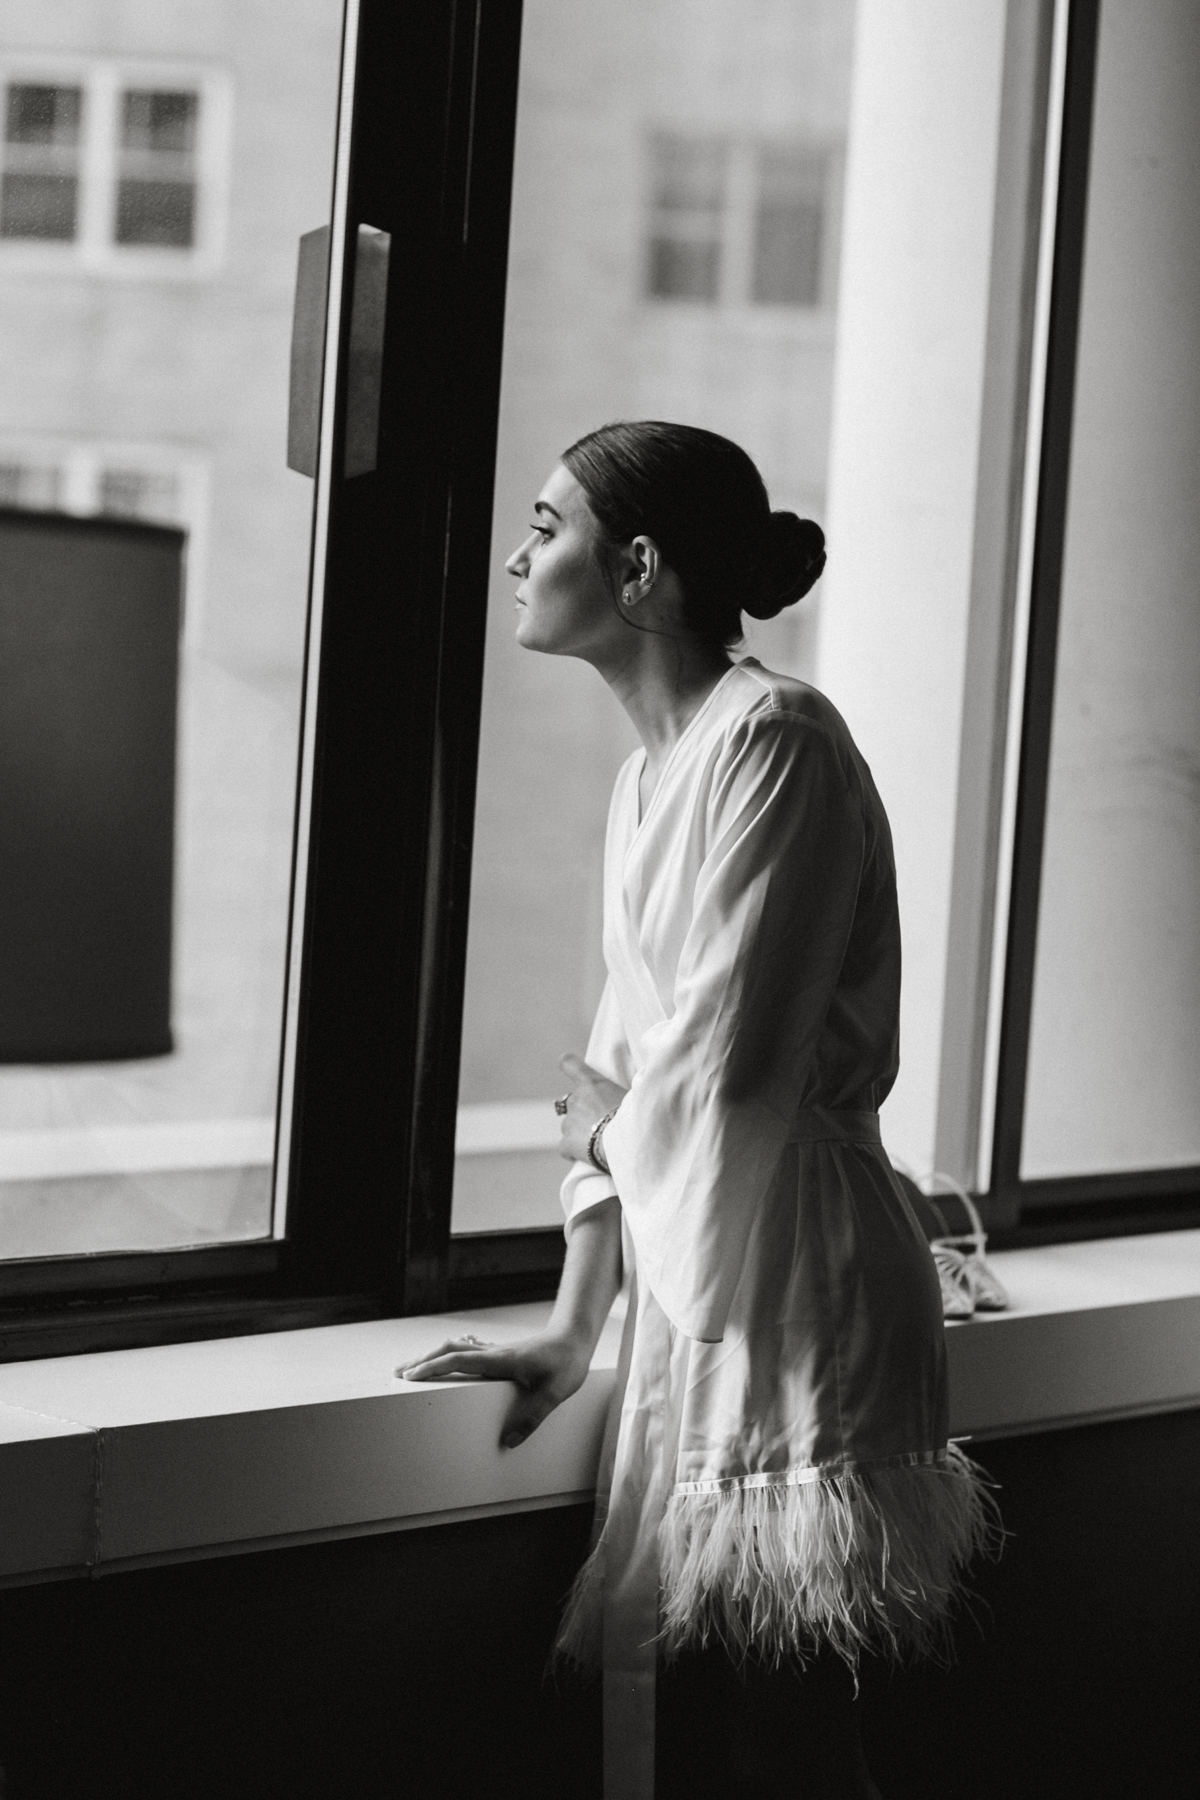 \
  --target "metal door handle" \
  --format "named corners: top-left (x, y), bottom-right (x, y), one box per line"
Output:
top-left (287, 222), bottom-right (390, 480)
top-left (344, 224), bottom-right (391, 479)
top-left (287, 225), bottom-right (330, 478)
